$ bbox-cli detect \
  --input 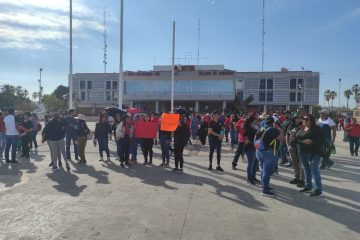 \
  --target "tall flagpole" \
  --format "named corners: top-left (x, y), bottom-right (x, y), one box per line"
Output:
top-left (69, 0), bottom-right (73, 109)
top-left (171, 21), bottom-right (176, 114)
top-left (118, 0), bottom-right (124, 109)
